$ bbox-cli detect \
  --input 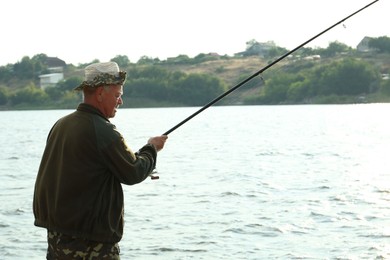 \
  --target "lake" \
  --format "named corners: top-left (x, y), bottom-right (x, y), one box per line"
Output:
top-left (0, 104), bottom-right (389, 259)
